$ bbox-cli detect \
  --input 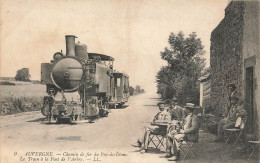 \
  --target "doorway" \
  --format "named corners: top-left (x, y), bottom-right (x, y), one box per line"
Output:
top-left (245, 67), bottom-right (254, 134)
